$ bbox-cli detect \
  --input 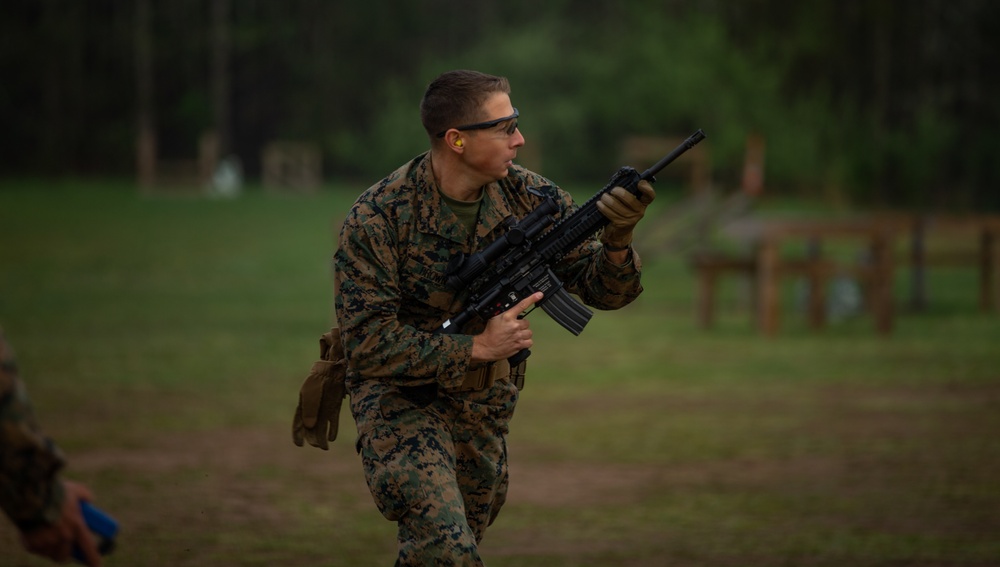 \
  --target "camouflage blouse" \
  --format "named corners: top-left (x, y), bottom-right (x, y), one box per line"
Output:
top-left (0, 327), bottom-right (66, 530)
top-left (334, 152), bottom-right (644, 391)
